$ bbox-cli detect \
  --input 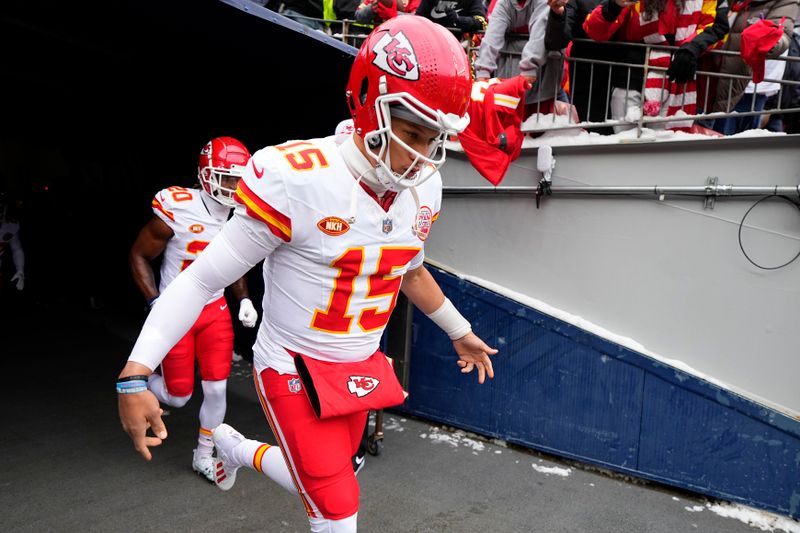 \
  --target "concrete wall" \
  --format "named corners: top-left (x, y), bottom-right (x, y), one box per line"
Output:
top-left (428, 136), bottom-right (800, 415)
